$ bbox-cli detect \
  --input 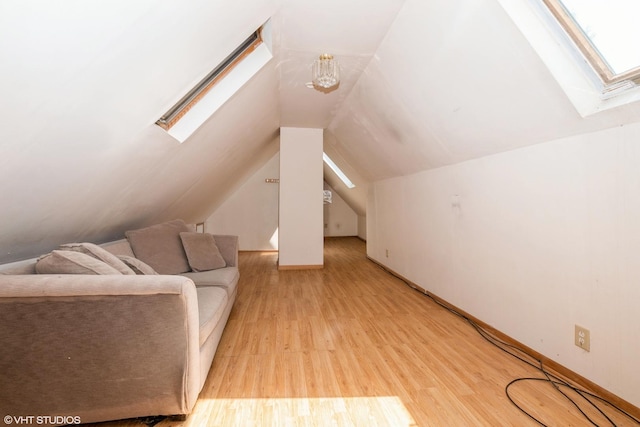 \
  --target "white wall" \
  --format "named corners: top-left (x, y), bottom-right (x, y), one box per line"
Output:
top-left (205, 153), bottom-right (279, 250)
top-left (357, 216), bottom-right (367, 241)
top-left (367, 122), bottom-right (640, 408)
top-left (323, 182), bottom-right (358, 237)
top-left (207, 154), bottom-right (362, 249)
top-left (279, 127), bottom-right (324, 268)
